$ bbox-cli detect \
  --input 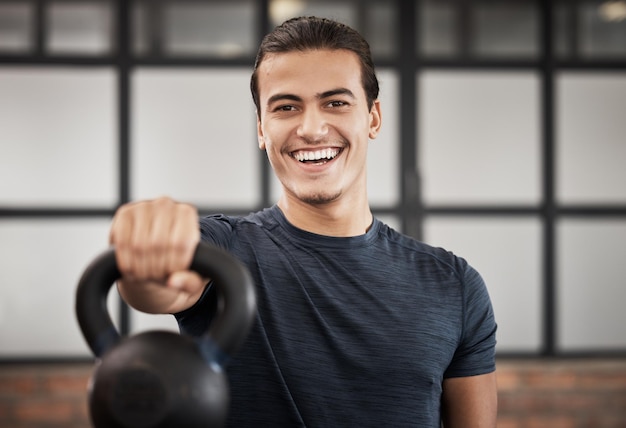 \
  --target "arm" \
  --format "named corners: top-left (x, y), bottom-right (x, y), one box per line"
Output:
top-left (441, 259), bottom-right (498, 427)
top-left (441, 372), bottom-right (498, 428)
top-left (110, 197), bottom-right (207, 314)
